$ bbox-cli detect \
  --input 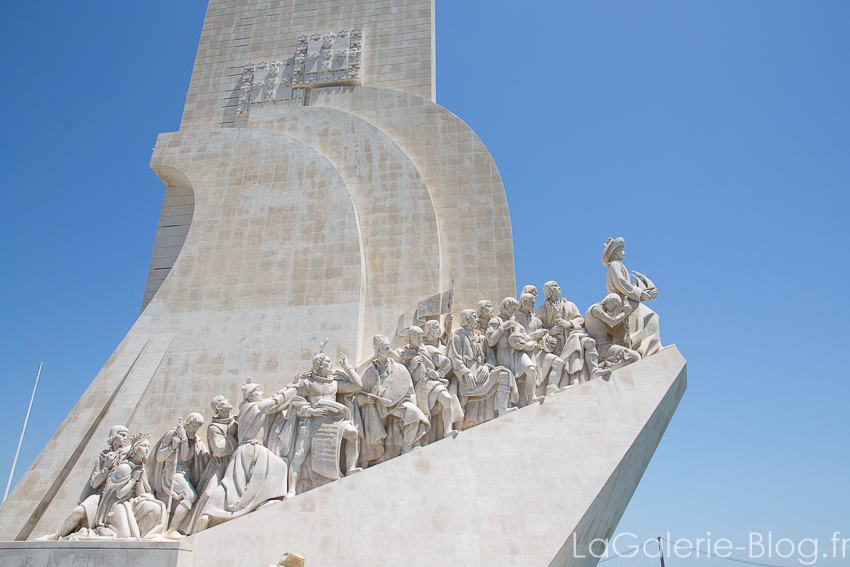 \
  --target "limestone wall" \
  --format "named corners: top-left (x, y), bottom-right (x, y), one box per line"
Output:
top-left (181, 0), bottom-right (436, 130)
